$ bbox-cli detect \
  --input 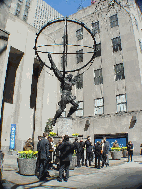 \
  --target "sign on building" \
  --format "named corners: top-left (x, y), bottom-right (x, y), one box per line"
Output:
top-left (9, 124), bottom-right (16, 150)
